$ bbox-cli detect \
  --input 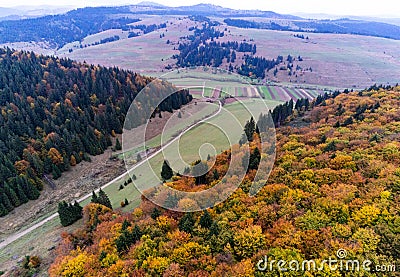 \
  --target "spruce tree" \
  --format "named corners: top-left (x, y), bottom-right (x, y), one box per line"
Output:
top-left (151, 208), bottom-right (162, 220)
top-left (0, 203), bottom-right (8, 217)
top-left (249, 147), bottom-right (261, 170)
top-left (16, 184), bottom-right (29, 204)
top-left (58, 201), bottom-right (69, 227)
top-left (73, 201), bottom-right (83, 221)
top-left (115, 138), bottom-right (122, 151)
top-left (244, 117), bottom-right (256, 142)
top-left (161, 160), bottom-right (173, 181)
top-left (199, 210), bottom-right (213, 229)
top-left (58, 201), bottom-right (83, 227)
top-left (52, 164), bottom-right (62, 179)
top-left (0, 193), bottom-right (14, 212)
top-left (98, 188), bottom-right (112, 209)
top-left (91, 191), bottom-right (98, 203)
top-left (131, 224), bottom-right (142, 241)
top-left (178, 212), bottom-right (195, 234)
top-left (4, 185), bottom-right (20, 207)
